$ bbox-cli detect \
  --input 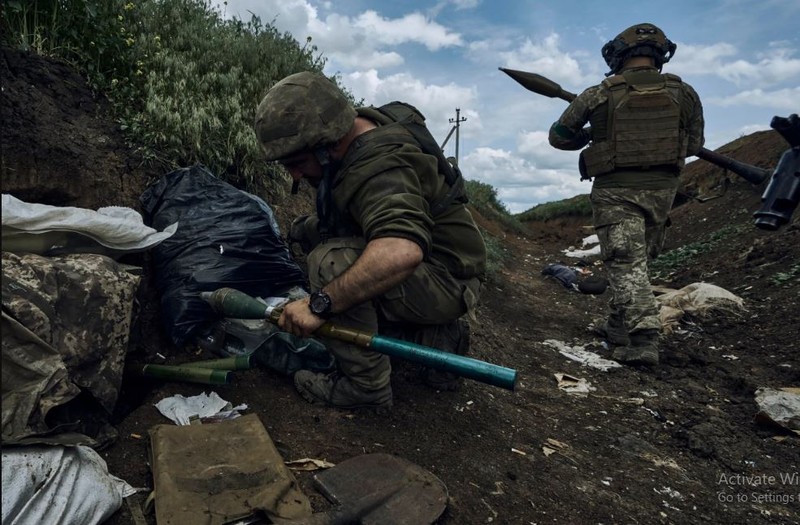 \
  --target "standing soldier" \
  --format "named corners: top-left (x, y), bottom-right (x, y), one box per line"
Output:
top-left (254, 72), bottom-right (487, 409)
top-left (548, 23), bottom-right (705, 365)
